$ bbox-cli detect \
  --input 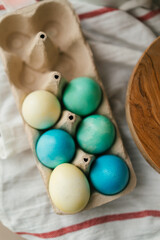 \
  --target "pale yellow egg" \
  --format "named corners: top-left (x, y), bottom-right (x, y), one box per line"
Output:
top-left (49, 163), bottom-right (90, 214)
top-left (22, 90), bottom-right (61, 130)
